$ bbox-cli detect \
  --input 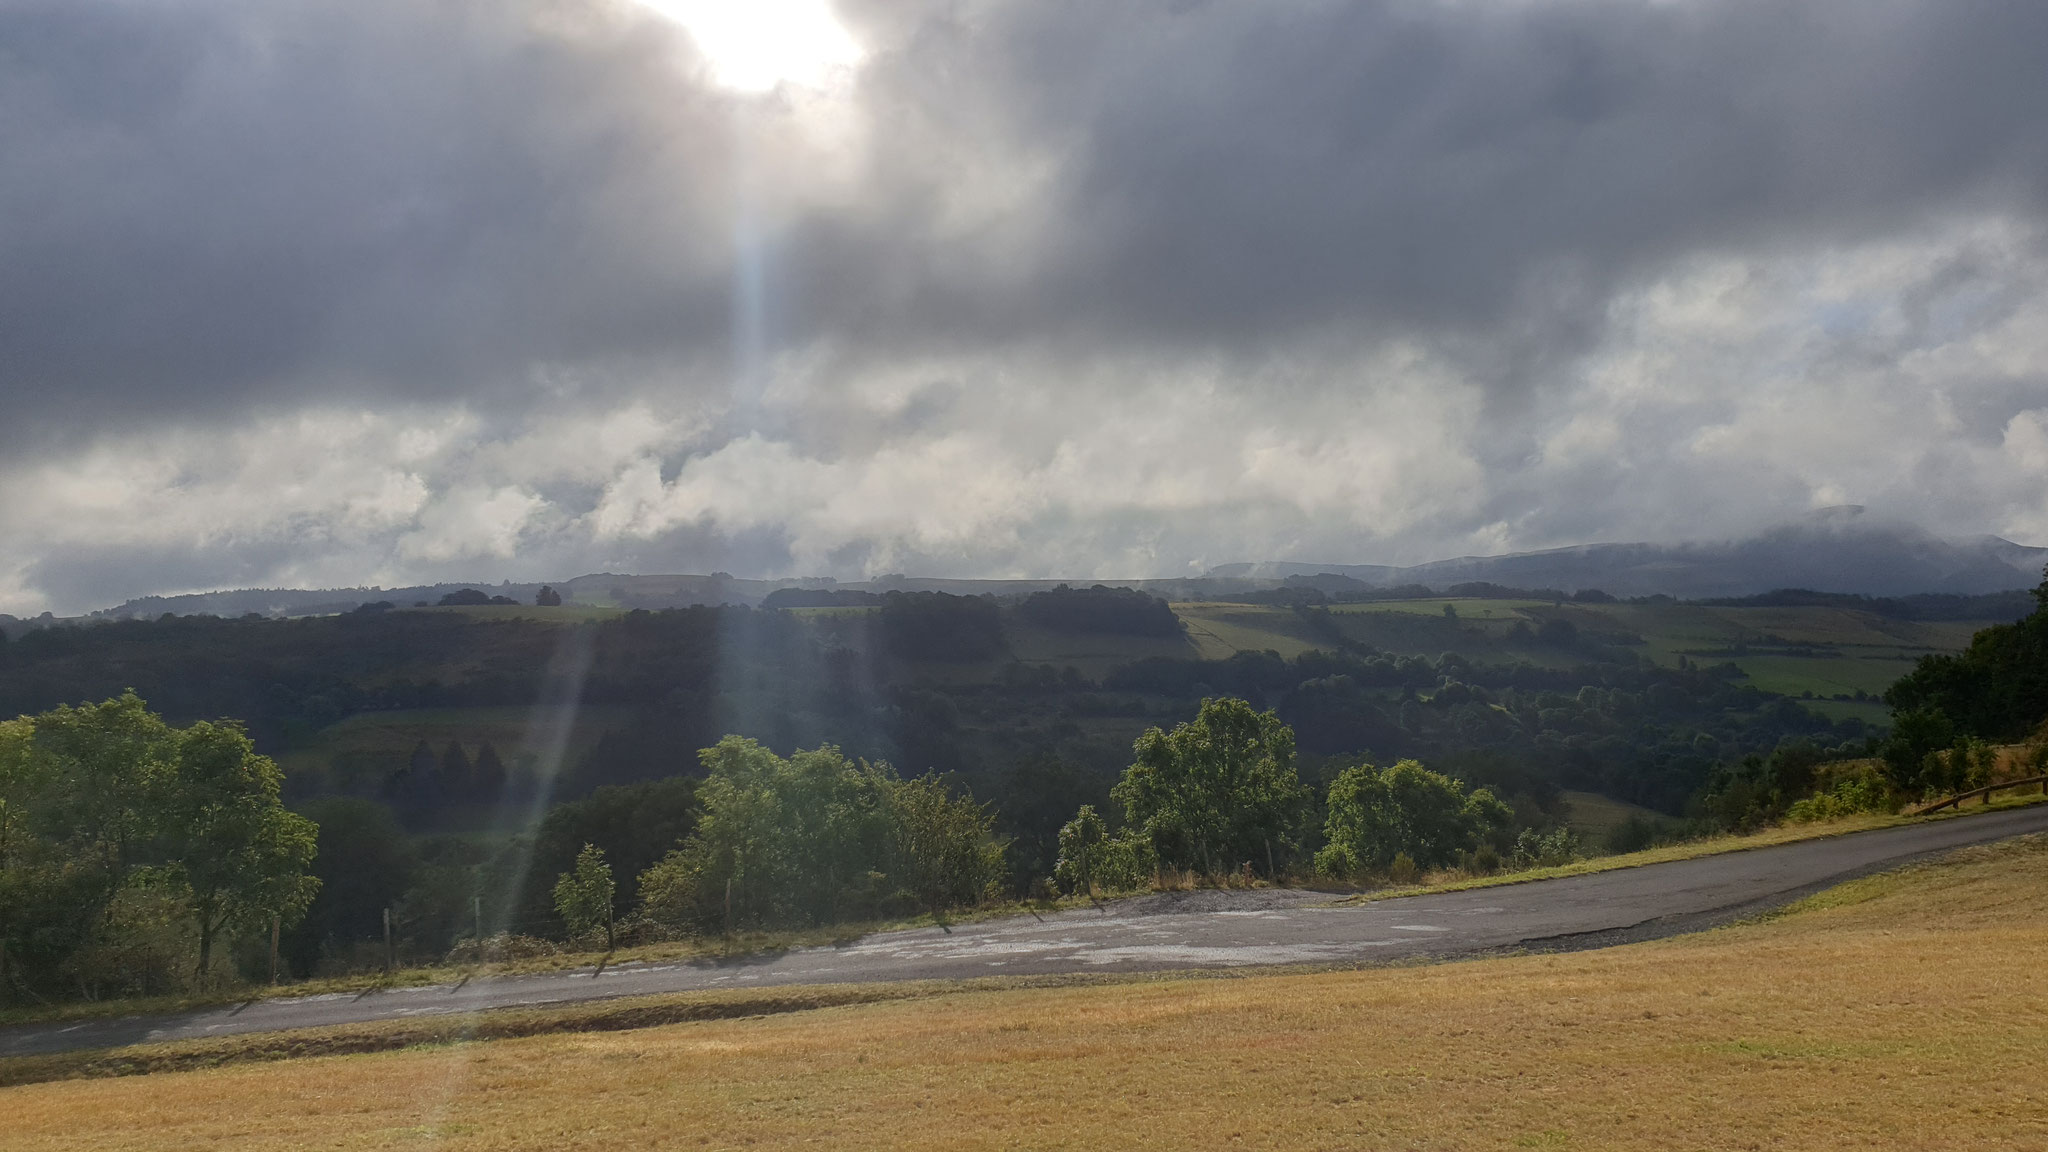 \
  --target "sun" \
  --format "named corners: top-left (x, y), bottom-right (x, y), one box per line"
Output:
top-left (628, 0), bottom-right (864, 93)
